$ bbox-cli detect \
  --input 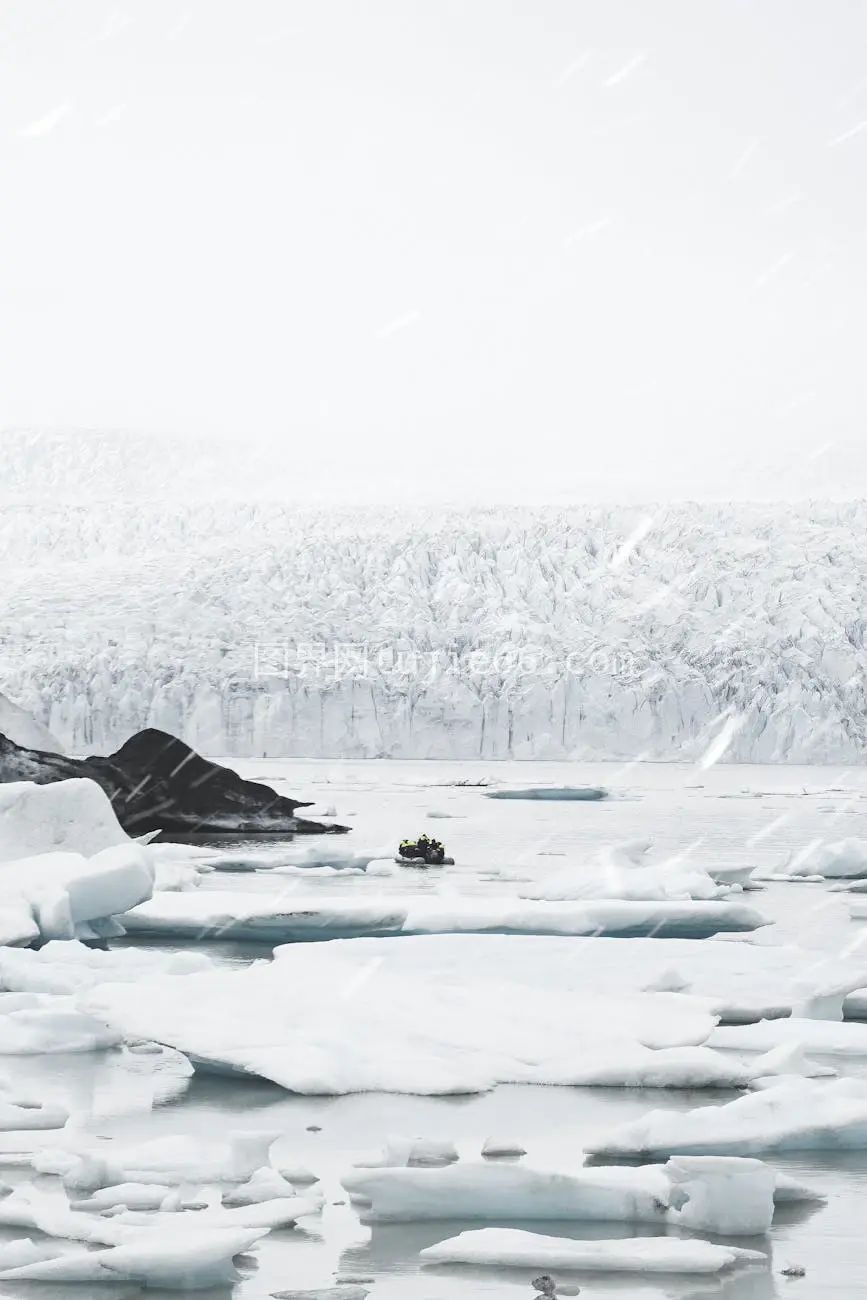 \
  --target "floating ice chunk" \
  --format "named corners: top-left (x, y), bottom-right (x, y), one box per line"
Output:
top-left (0, 780), bottom-right (129, 862)
top-left (274, 844), bottom-right (389, 871)
top-left (420, 1228), bottom-right (766, 1273)
top-left (121, 890), bottom-right (766, 942)
top-left (113, 1195), bottom-right (320, 1230)
top-left (784, 839), bottom-right (867, 879)
top-left (276, 1164), bottom-right (320, 1187)
top-left (273, 1288), bottom-right (370, 1300)
top-left (710, 1018), bottom-right (867, 1055)
top-left (153, 858), bottom-right (203, 891)
top-left (365, 859), bottom-right (398, 877)
top-left (481, 1136), bottom-right (527, 1158)
top-left (748, 1043), bottom-right (835, 1081)
top-left (106, 1130), bottom-right (283, 1185)
top-left (341, 1160), bottom-right (671, 1222)
top-left (0, 843), bottom-right (154, 944)
top-left (72, 1182), bottom-right (173, 1212)
top-left (665, 1156), bottom-right (776, 1235)
top-left (0, 899), bottom-right (39, 947)
top-left (354, 1137), bottom-right (459, 1169)
top-left (707, 865), bottom-right (759, 888)
top-left (484, 787), bottom-right (608, 801)
top-left (341, 1156), bottom-right (783, 1235)
top-left (63, 1155), bottom-right (125, 1193)
top-left (539, 1044), bottom-right (764, 1089)
top-left (0, 1001), bottom-right (119, 1054)
top-left (521, 861), bottom-right (726, 903)
top-left (586, 1078), bottom-right (867, 1157)
top-left (222, 1166), bottom-right (303, 1205)
top-left (0, 1101), bottom-right (68, 1131)
top-left (0, 1225), bottom-right (265, 1288)
top-left (773, 1171), bottom-right (826, 1203)
top-left (0, 941), bottom-right (212, 998)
